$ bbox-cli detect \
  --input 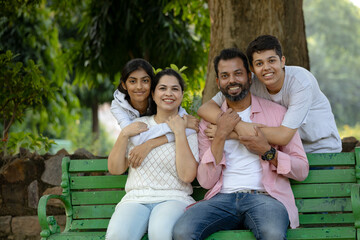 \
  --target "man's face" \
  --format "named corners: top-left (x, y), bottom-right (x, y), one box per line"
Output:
top-left (251, 49), bottom-right (285, 94)
top-left (216, 58), bottom-right (251, 102)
